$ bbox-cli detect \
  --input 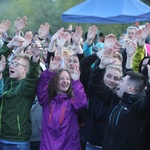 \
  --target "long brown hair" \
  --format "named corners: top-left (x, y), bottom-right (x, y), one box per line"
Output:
top-left (48, 68), bottom-right (73, 103)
